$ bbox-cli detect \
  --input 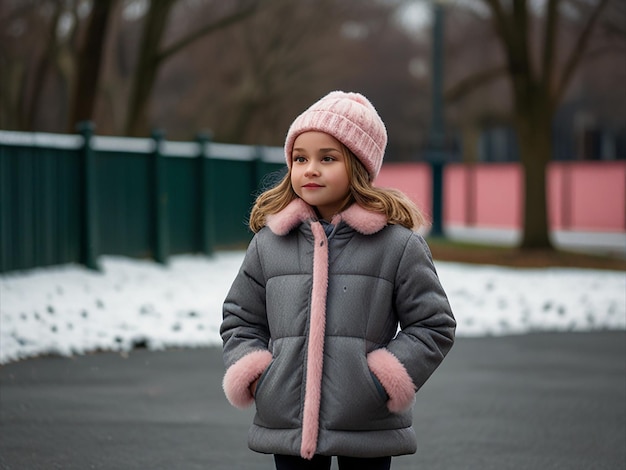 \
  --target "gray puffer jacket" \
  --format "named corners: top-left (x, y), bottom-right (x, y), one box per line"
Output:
top-left (221, 199), bottom-right (455, 459)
